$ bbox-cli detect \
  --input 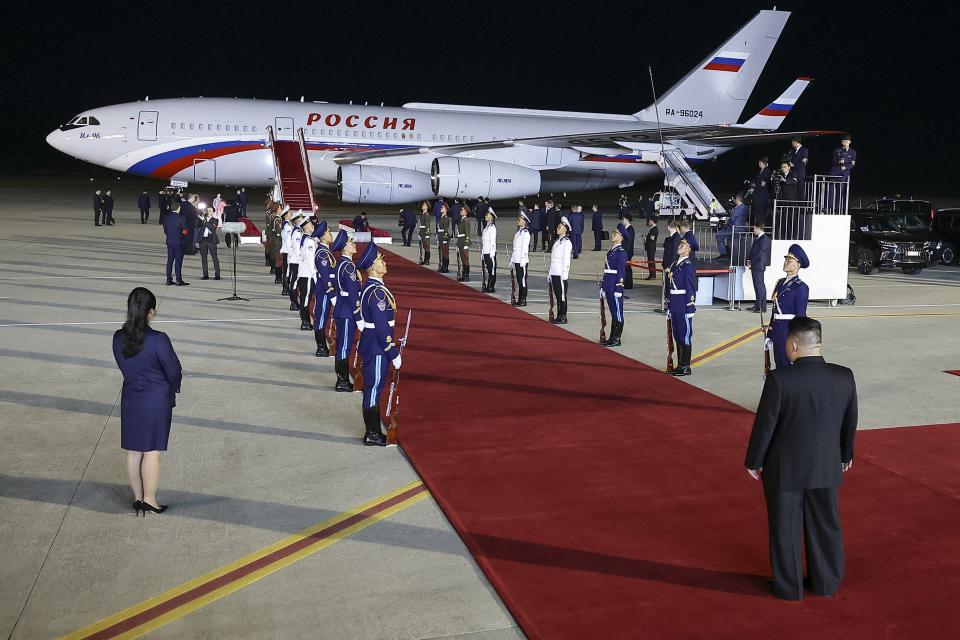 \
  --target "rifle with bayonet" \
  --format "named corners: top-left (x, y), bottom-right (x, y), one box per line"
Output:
top-left (385, 309), bottom-right (412, 446)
